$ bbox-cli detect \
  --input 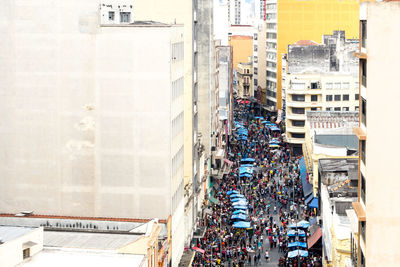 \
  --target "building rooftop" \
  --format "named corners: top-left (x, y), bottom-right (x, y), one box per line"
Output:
top-left (319, 158), bottom-right (358, 190)
top-left (101, 20), bottom-right (181, 27)
top-left (20, 248), bottom-right (145, 267)
top-left (294, 40), bottom-right (320, 46)
top-left (0, 226), bottom-right (36, 243)
top-left (306, 111), bottom-right (359, 130)
top-left (44, 231), bottom-right (141, 250)
top-left (315, 134), bottom-right (358, 150)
